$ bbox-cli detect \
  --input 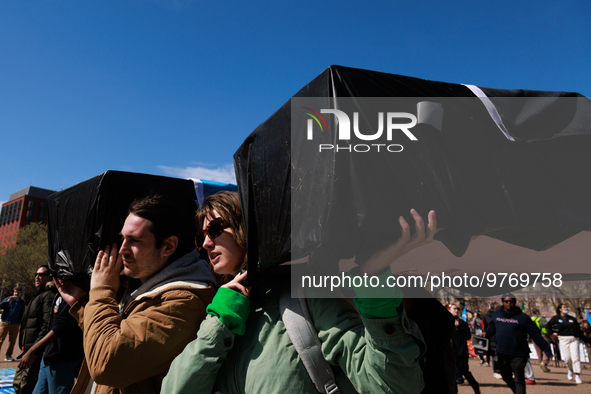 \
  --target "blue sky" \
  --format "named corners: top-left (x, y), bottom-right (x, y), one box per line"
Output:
top-left (1, 0), bottom-right (589, 203)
